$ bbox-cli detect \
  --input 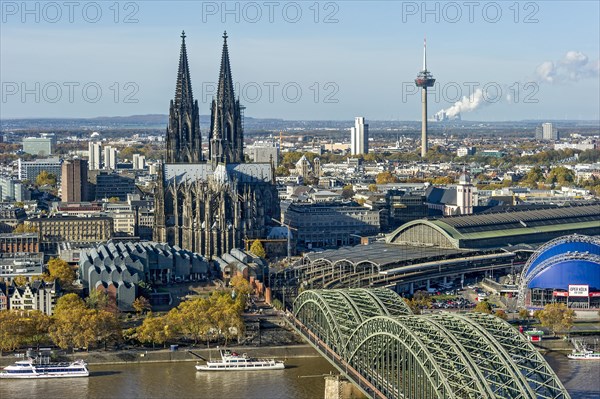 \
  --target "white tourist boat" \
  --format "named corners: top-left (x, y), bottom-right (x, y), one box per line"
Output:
top-left (0, 358), bottom-right (89, 379)
top-left (195, 350), bottom-right (285, 371)
top-left (568, 339), bottom-right (600, 360)
top-left (567, 350), bottom-right (600, 360)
